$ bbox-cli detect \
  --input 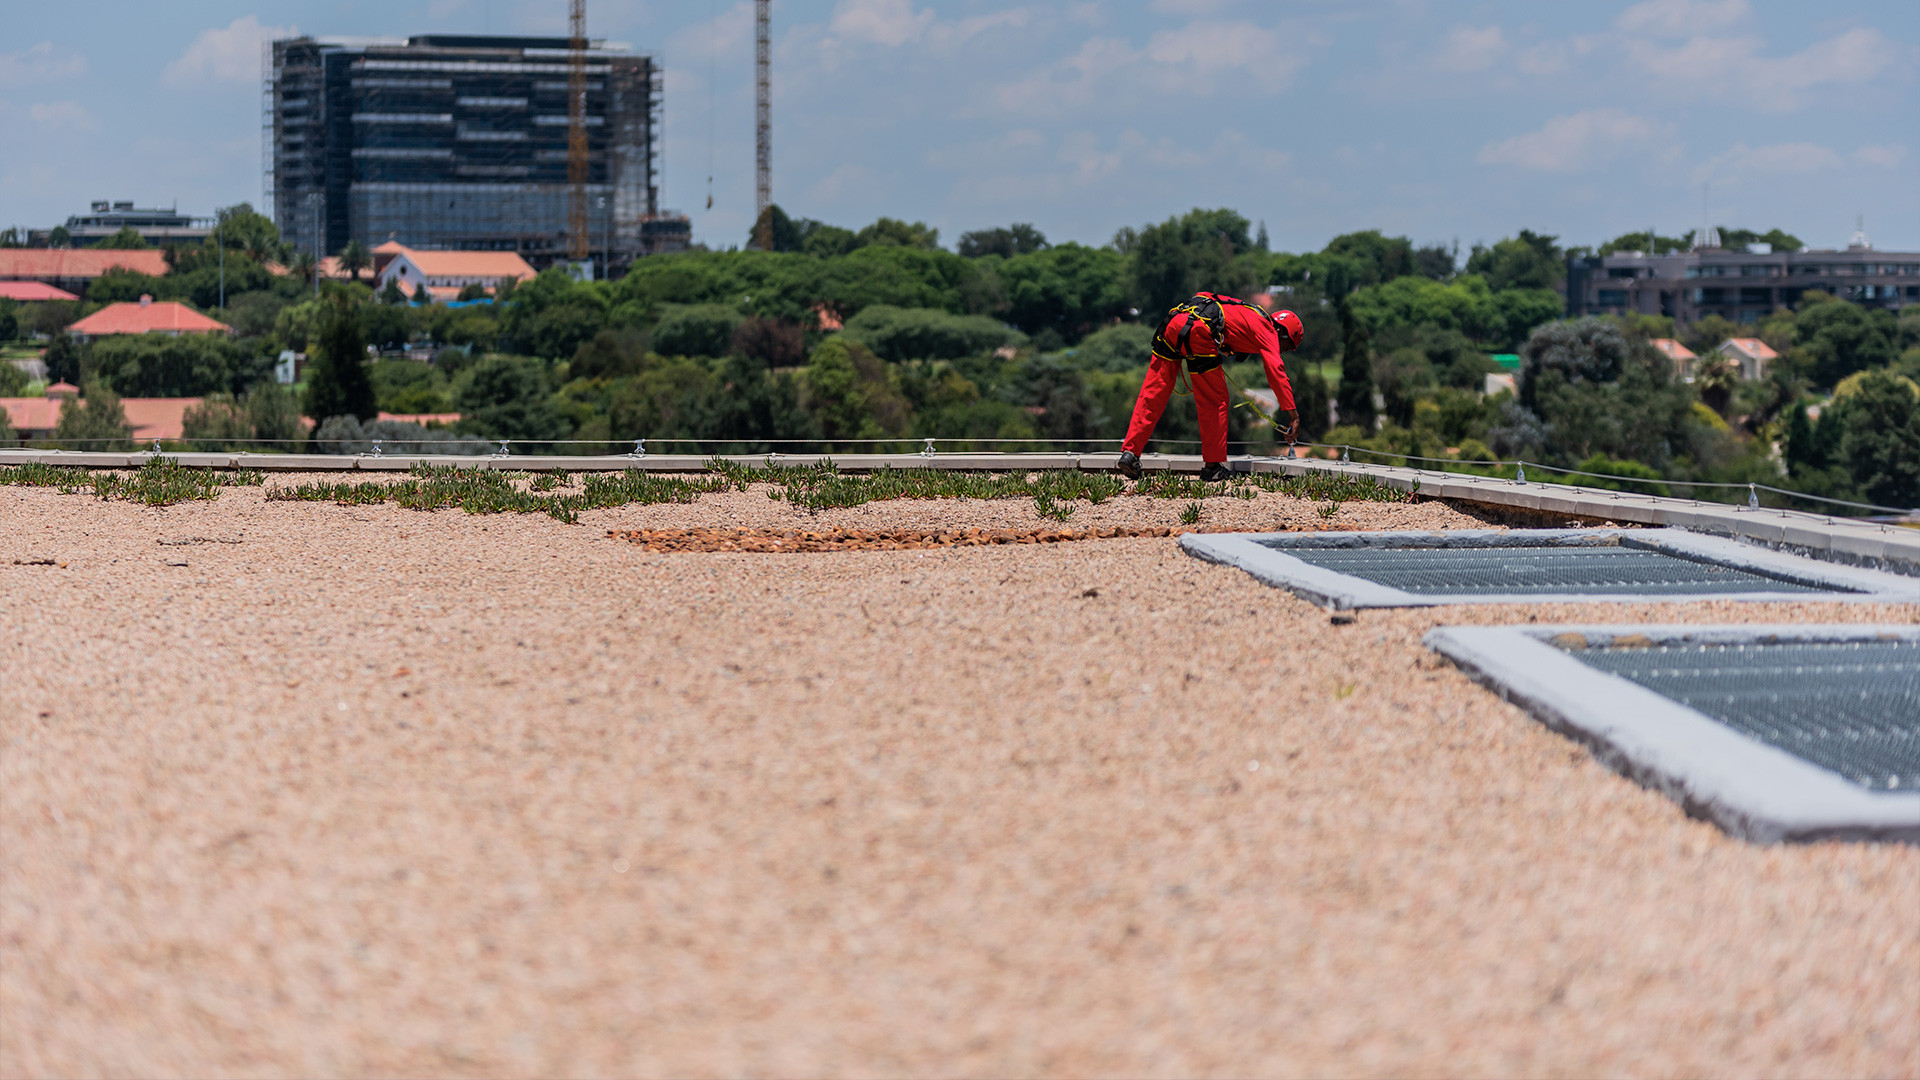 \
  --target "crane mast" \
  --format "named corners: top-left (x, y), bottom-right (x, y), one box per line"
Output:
top-left (567, 0), bottom-right (589, 266)
top-left (753, 0), bottom-right (771, 249)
